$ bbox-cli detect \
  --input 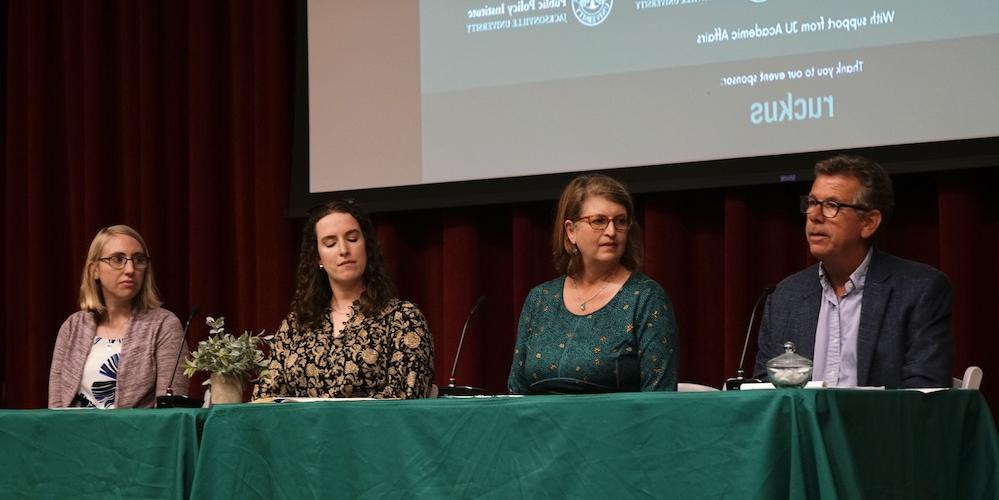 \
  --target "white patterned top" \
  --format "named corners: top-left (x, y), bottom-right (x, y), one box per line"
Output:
top-left (72, 337), bottom-right (123, 409)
